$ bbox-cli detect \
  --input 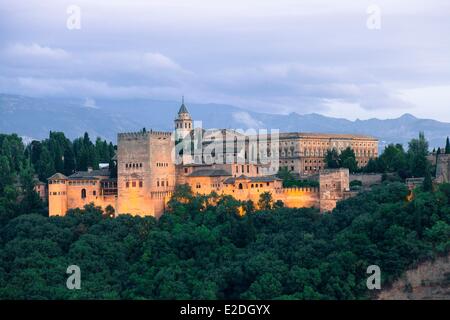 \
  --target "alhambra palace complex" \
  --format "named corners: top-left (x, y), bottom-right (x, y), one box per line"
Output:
top-left (48, 101), bottom-right (380, 217)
